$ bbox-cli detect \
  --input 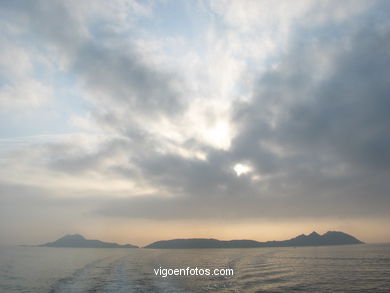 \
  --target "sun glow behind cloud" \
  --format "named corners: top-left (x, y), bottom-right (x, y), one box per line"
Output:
top-left (233, 163), bottom-right (252, 176)
top-left (0, 0), bottom-right (390, 245)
